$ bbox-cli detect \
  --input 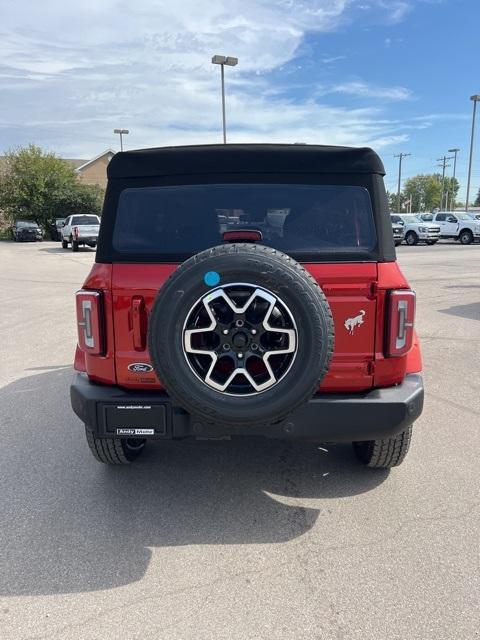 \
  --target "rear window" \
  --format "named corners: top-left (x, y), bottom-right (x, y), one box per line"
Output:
top-left (71, 215), bottom-right (99, 225)
top-left (112, 184), bottom-right (376, 260)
